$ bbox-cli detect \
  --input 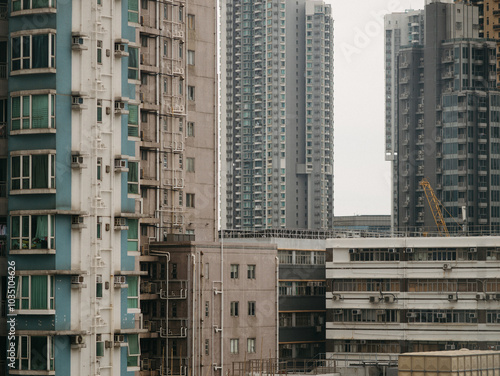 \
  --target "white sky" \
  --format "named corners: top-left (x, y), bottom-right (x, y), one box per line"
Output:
top-left (328, 0), bottom-right (426, 216)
